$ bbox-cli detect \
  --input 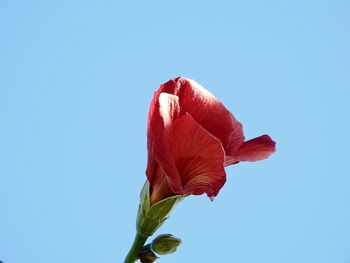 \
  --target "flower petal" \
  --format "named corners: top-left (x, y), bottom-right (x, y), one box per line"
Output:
top-left (233, 135), bottom-right (276, 162)
top-left (169, 114), bottom-right (226, 199)
top-left (146, 93), bottom-right (183, 195)
top-left (150, 164), bottom-right (177, 204)
top-left (159, 77), bottom-right (245, 156)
